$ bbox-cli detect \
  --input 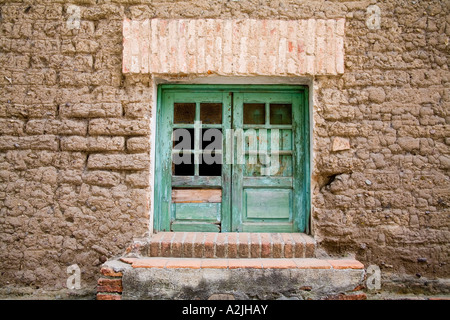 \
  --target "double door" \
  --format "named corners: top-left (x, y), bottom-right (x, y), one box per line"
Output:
top-left (155, 85), bottom-right (309, 233)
